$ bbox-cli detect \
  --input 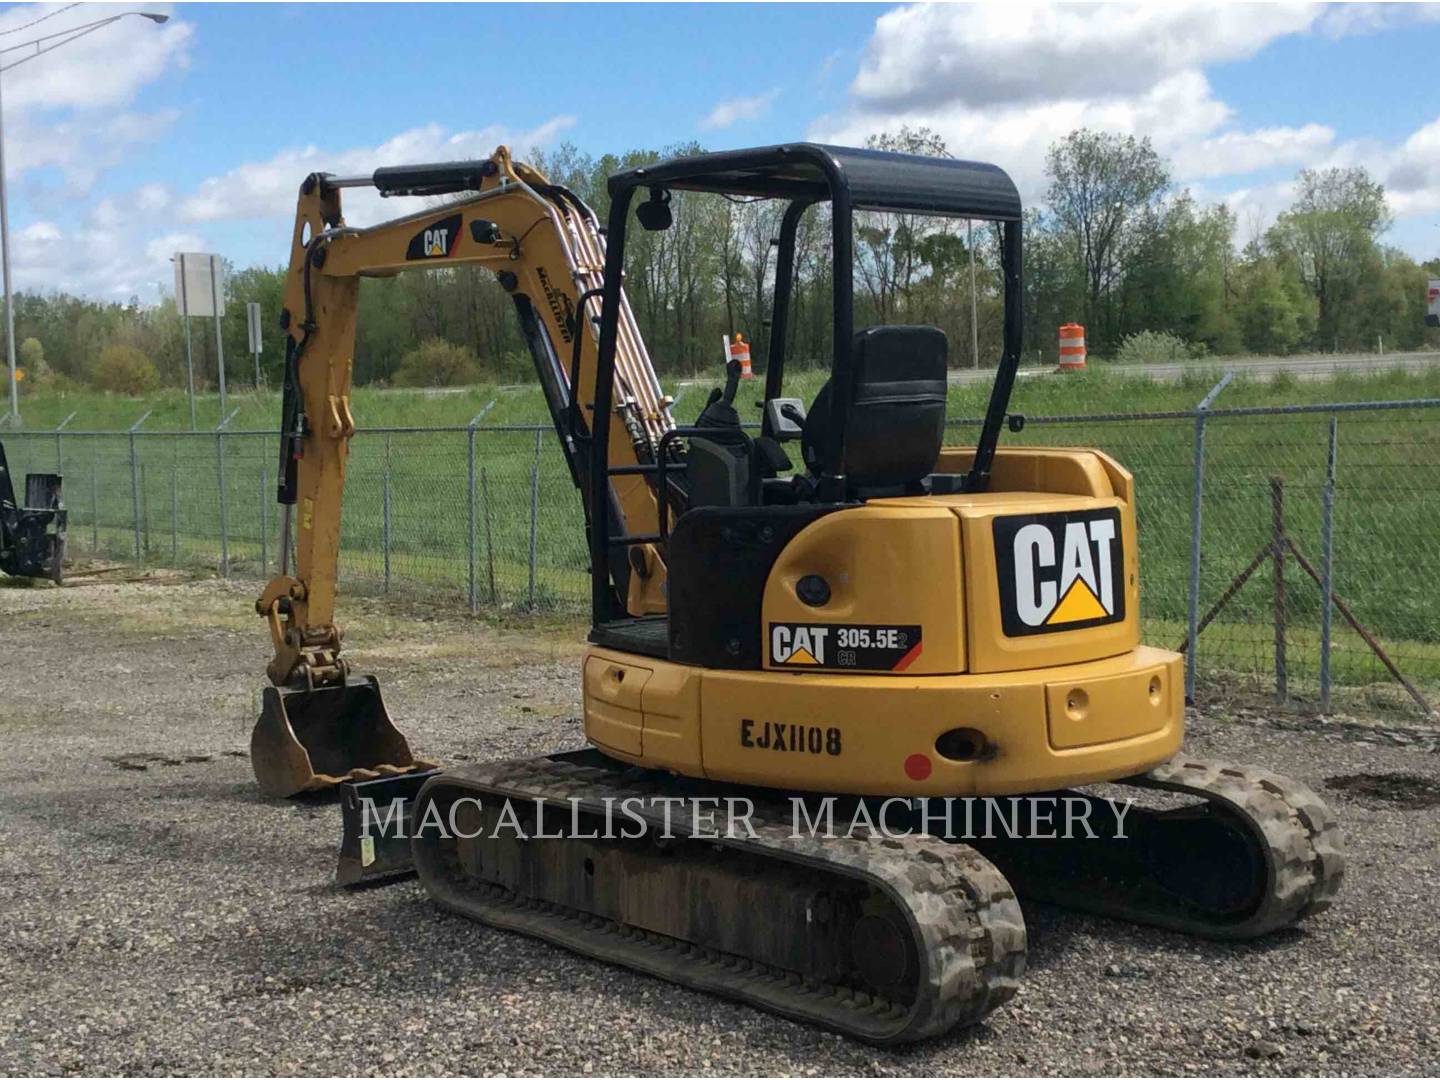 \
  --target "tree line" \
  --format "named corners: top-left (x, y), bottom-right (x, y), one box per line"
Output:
top-left (12, 127), bottom-right (1440, 397)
